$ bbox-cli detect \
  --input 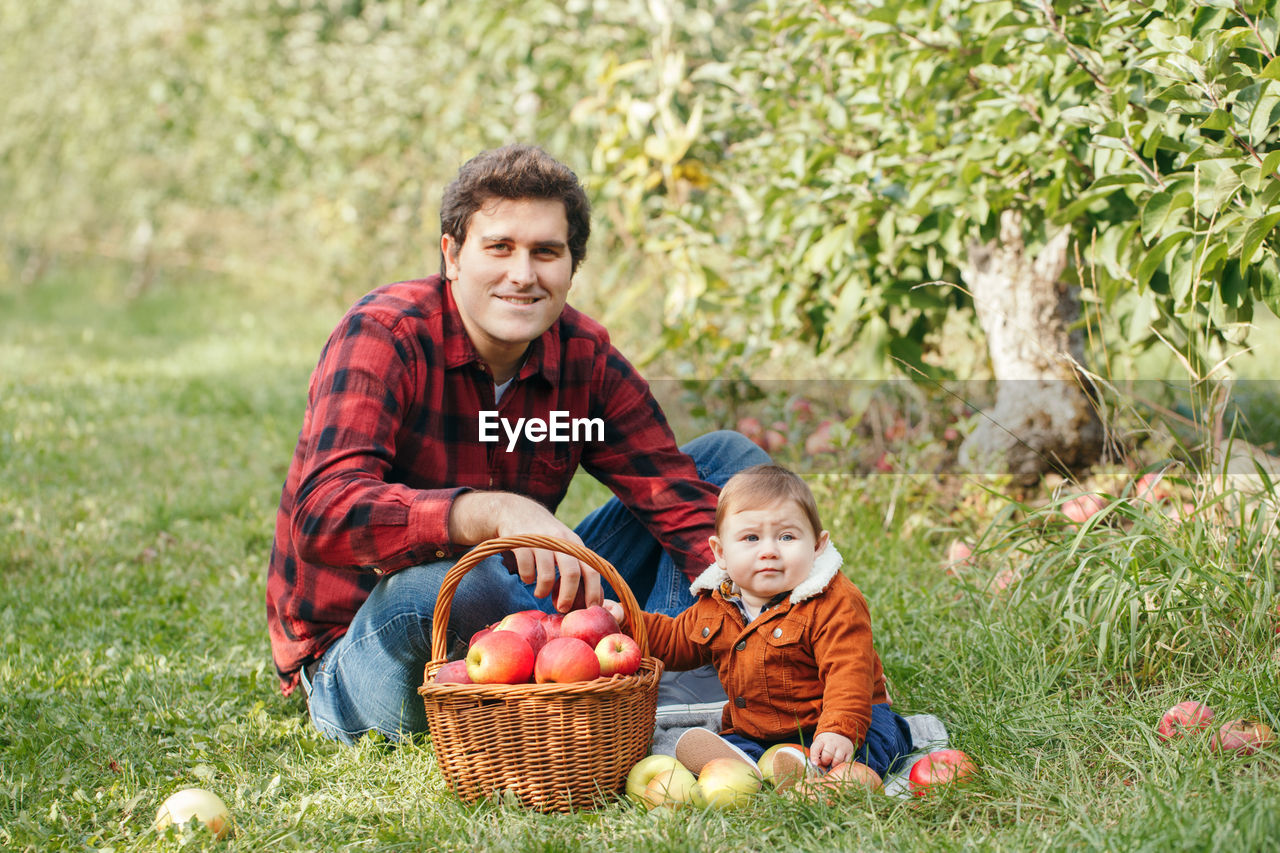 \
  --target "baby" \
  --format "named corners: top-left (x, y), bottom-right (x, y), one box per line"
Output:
top-left (607, 463), bottom-right (913, 784)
